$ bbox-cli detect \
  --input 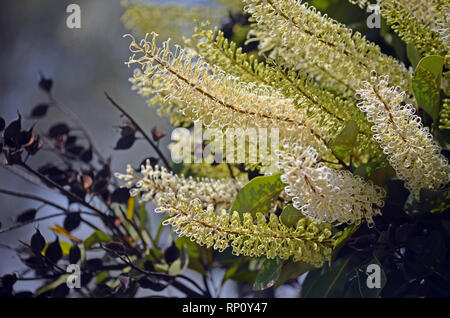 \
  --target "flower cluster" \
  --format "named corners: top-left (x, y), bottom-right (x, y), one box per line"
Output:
top-left (278, 144), bottom-right (386, 224)
top-left (440, 98), bottom-right (450, 130)
top-left (115, 160), bottom-right (241, 209)
top-left (350, 0), bottom-right (448, 57)
top-left (355, 73), bottom-right (450, 198)
top-left (156, 193), bottom-right (336, 266)
top-left (243, 0), bottom-right (412, 96)
top-left (125, 33), bottom-right (333, 160)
